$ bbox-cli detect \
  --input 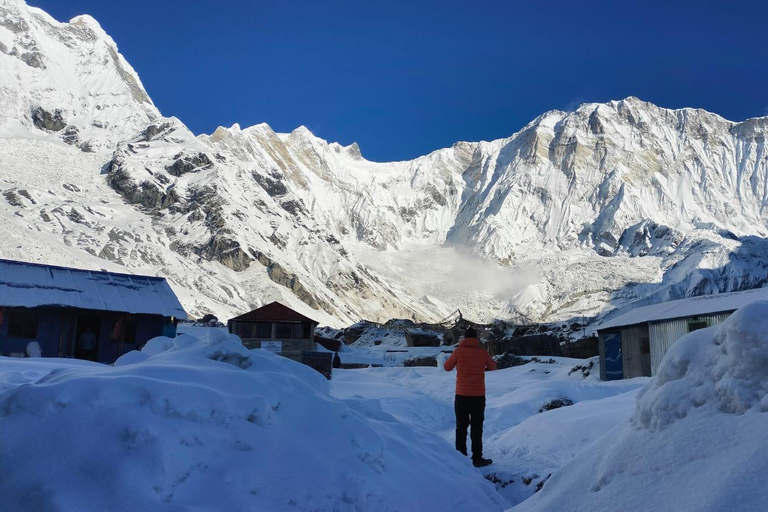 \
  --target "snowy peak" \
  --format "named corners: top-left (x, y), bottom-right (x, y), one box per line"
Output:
top-left (4, 1), bottom-right (768, 327)
top-left (0, 0), bottom-right (158, 151)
